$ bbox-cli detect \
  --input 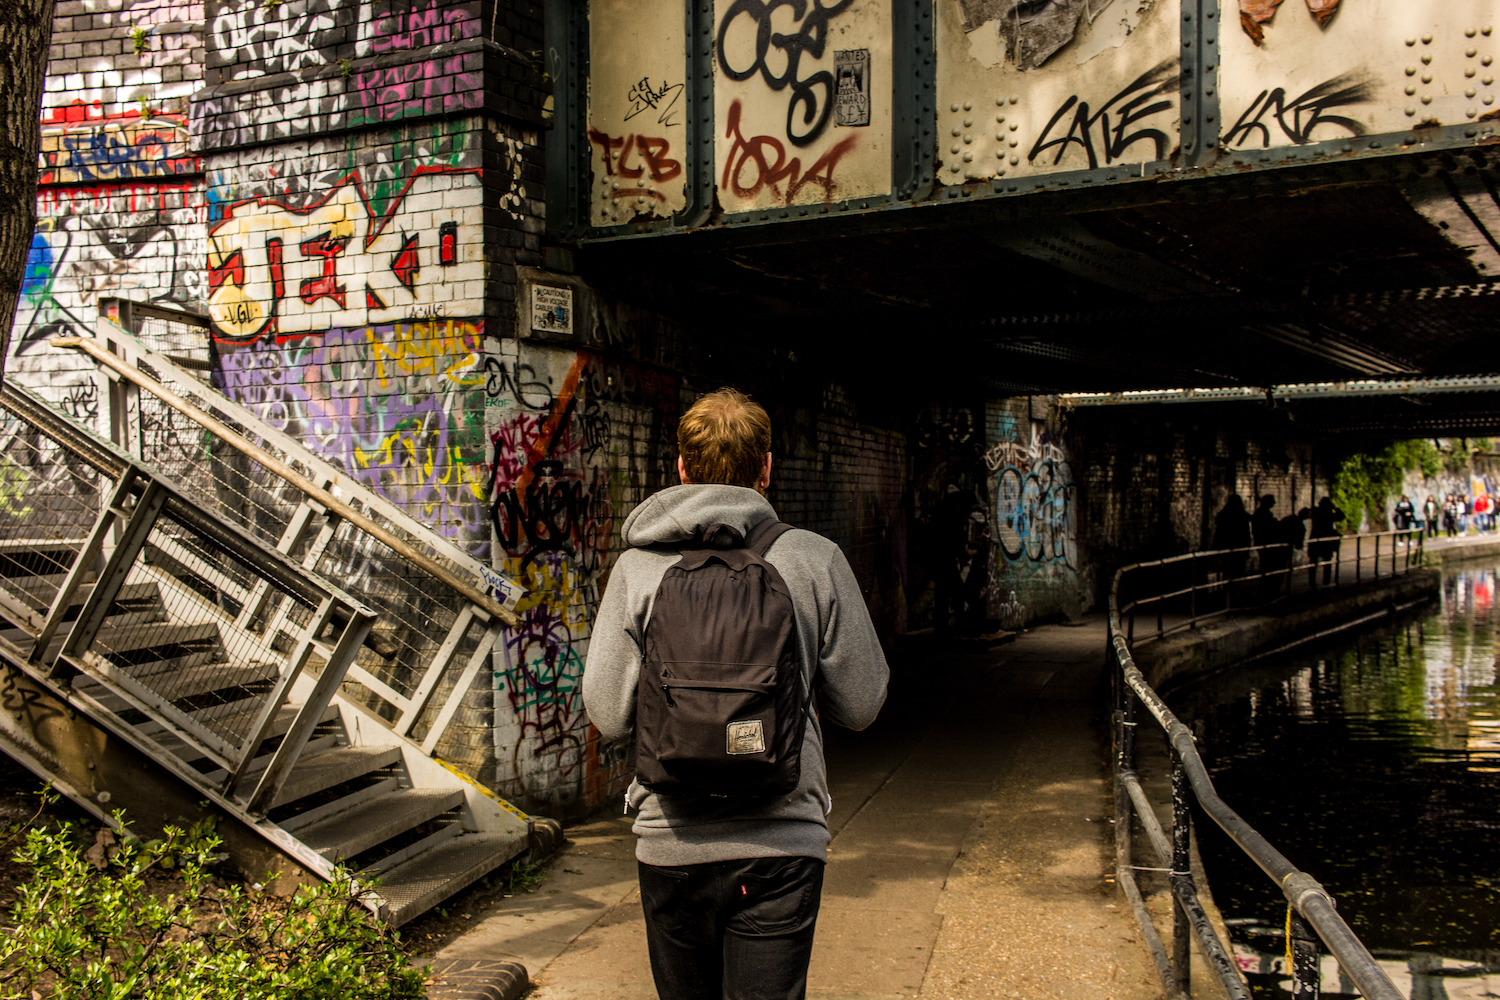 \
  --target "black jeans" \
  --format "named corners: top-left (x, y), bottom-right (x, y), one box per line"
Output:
top-left (638, 856), bottom-right (825, 1000)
